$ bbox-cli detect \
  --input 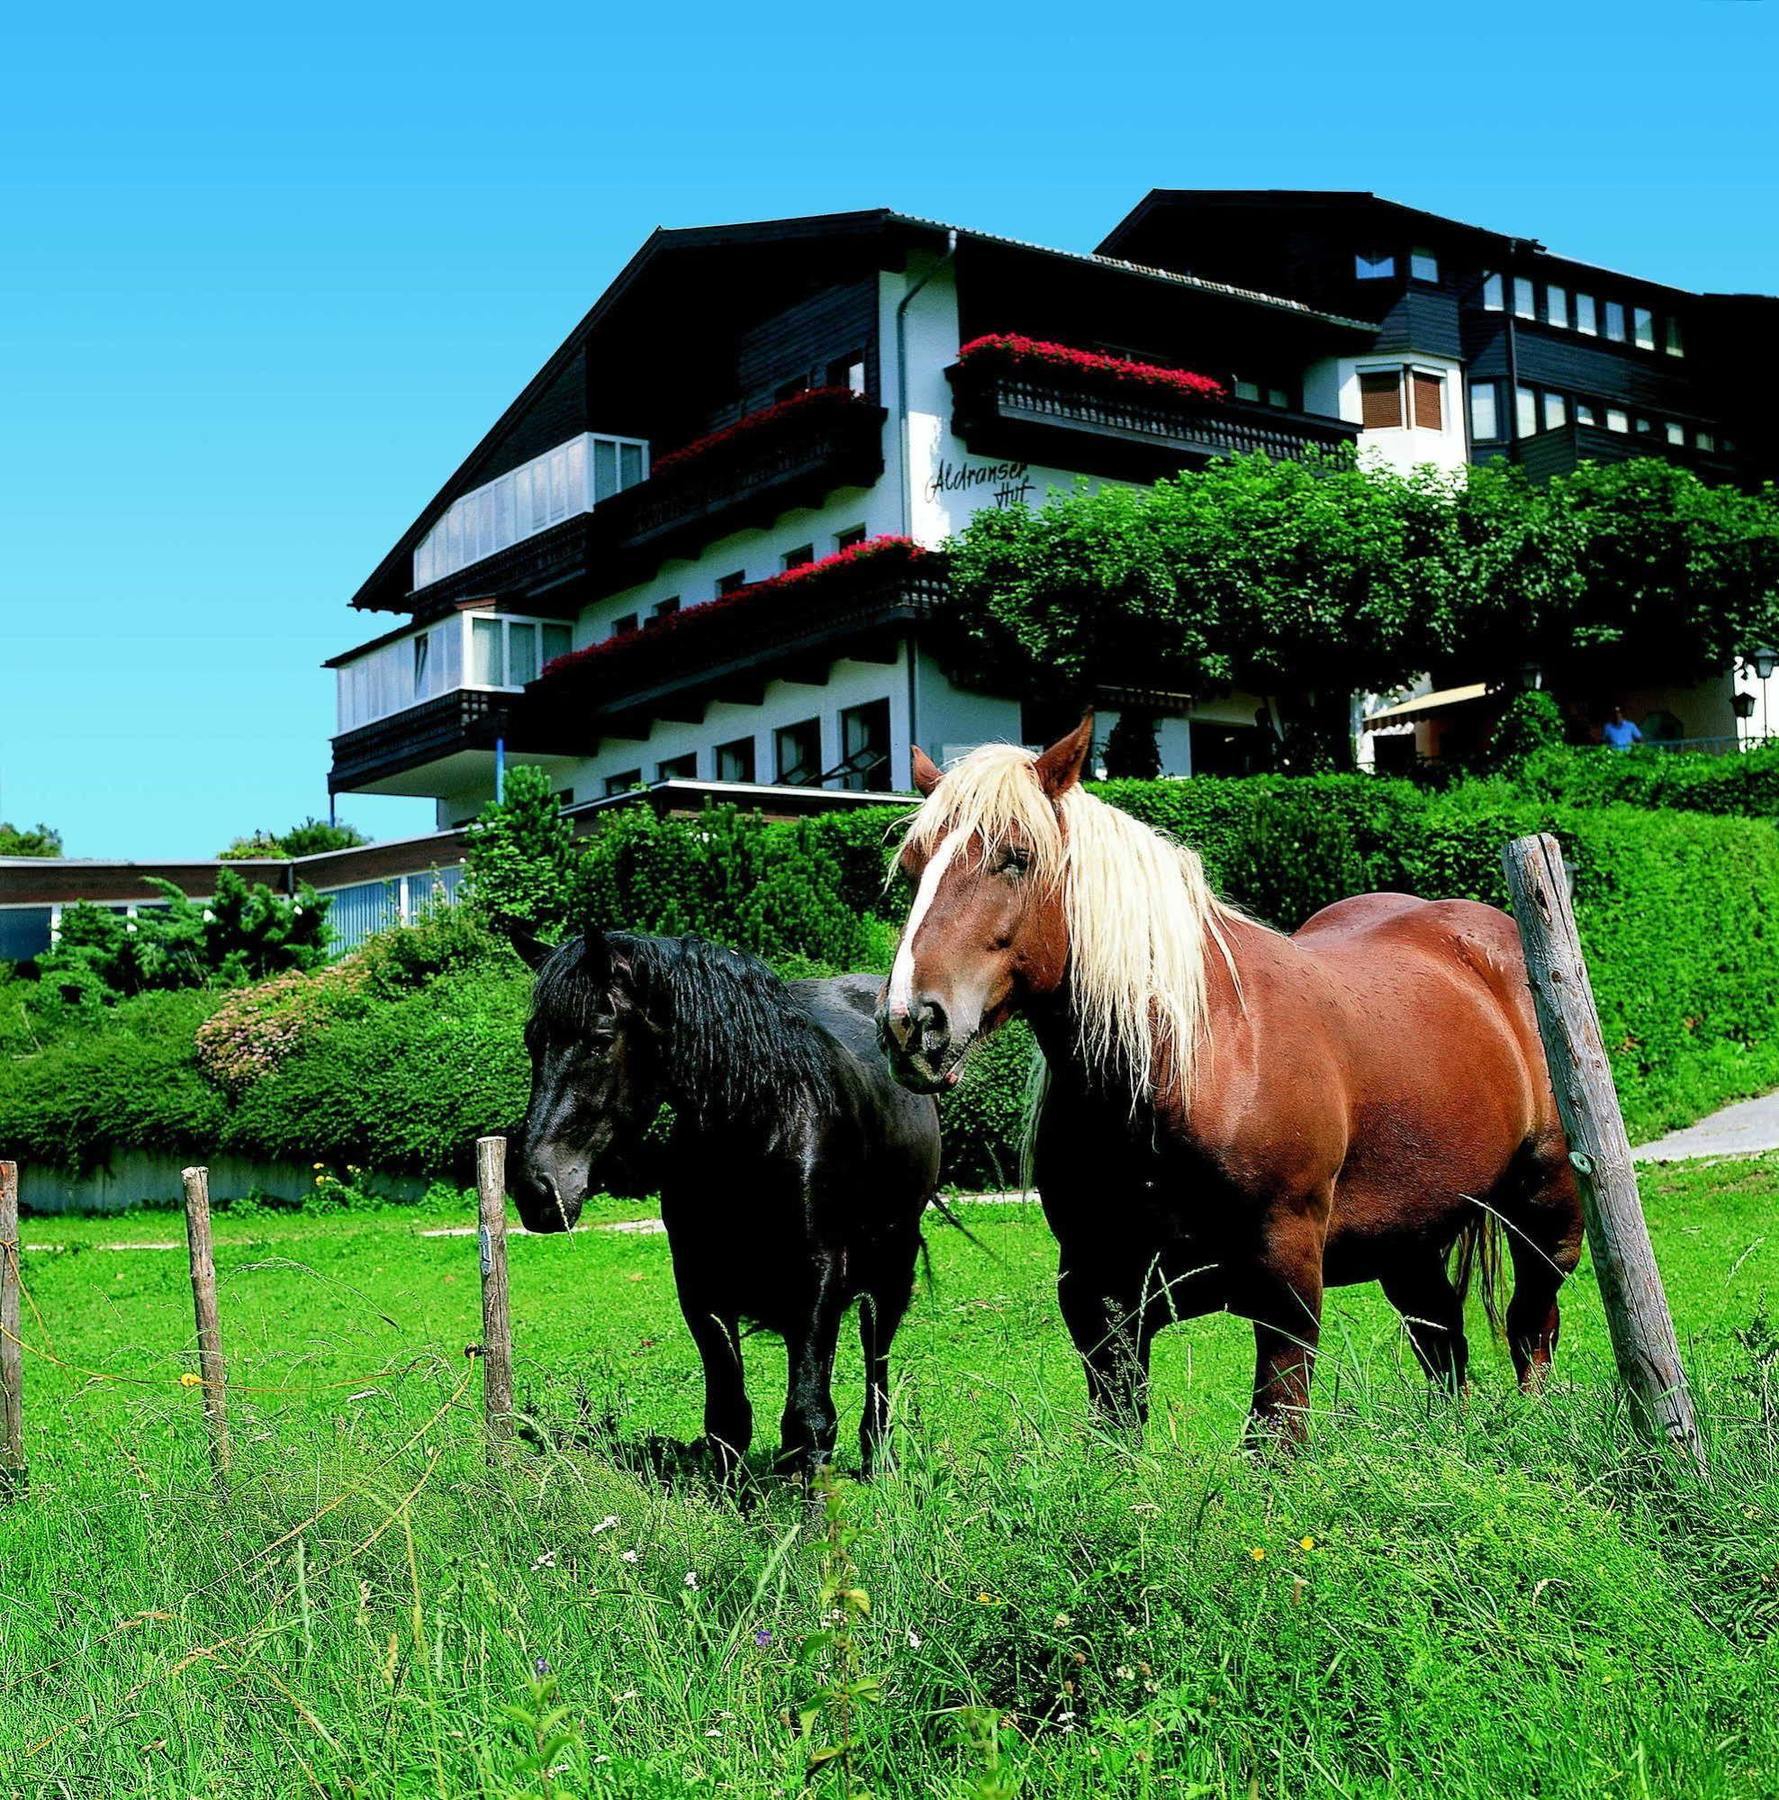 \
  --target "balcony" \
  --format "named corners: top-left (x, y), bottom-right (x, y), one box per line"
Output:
top-left (1510, 421), bottom-right (1743, 486)
top-left (948, 358), bottom-right (1360, 480)
top-left (394, 393), bottom-right (888, 614)
top-left (327, 610), bottom-right (576, 796)
top-left (596, 388), bottom-right (887, 567)
top-left (531, 539), bottom-right (943, 739)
